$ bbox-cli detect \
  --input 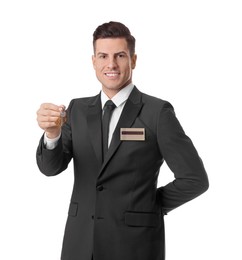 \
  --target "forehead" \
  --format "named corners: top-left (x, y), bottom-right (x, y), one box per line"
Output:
top-left (95, 38), bottom-right (129, 54)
